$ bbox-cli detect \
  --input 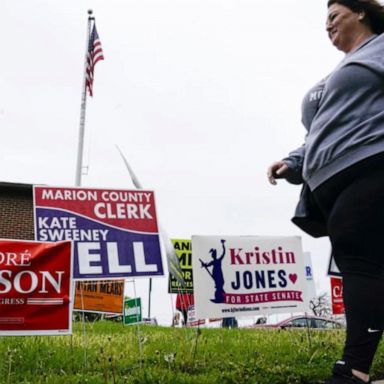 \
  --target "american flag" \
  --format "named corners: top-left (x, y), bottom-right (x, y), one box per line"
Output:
top-left (85, 24), bottom-right (104, 97)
